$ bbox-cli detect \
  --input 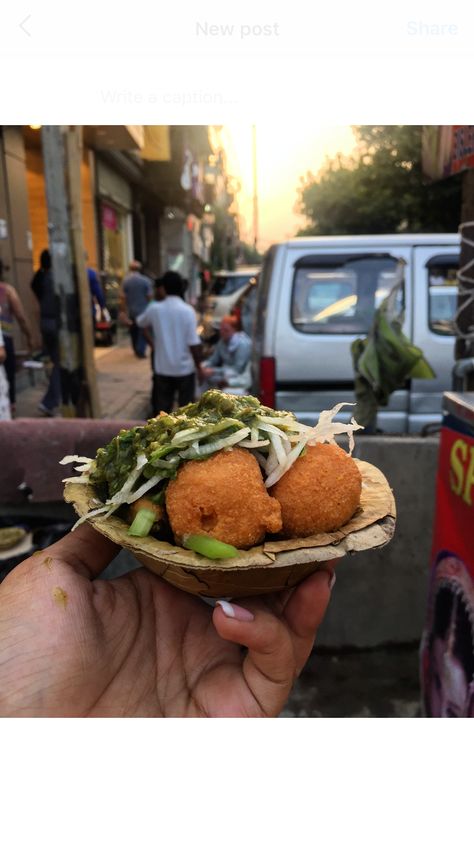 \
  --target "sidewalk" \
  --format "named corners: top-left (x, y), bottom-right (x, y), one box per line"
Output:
top-left (16, 331), bottom-right (153, 421)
